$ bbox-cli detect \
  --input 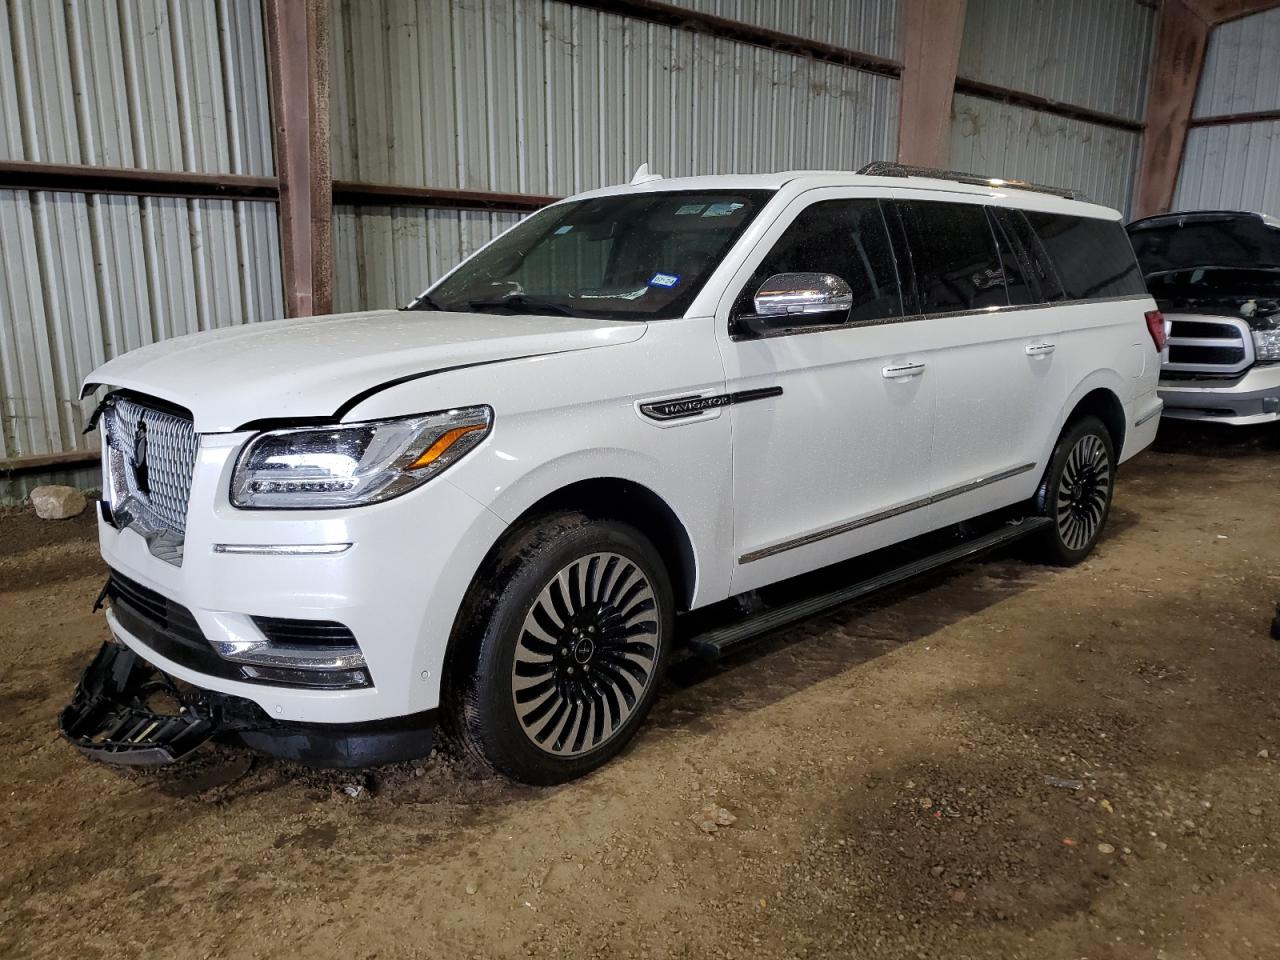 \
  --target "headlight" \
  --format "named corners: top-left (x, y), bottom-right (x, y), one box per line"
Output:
top-left (1254, 327), bottom-right (1280, 364)
top-left (231, 406), bottom-right (492, 509)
